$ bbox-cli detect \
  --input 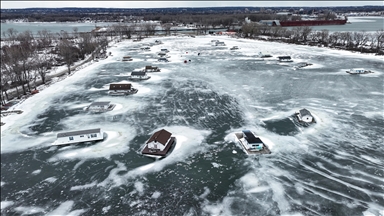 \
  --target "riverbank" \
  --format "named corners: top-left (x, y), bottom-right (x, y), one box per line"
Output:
top-left (1, 33), bottom-right (382, 115)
